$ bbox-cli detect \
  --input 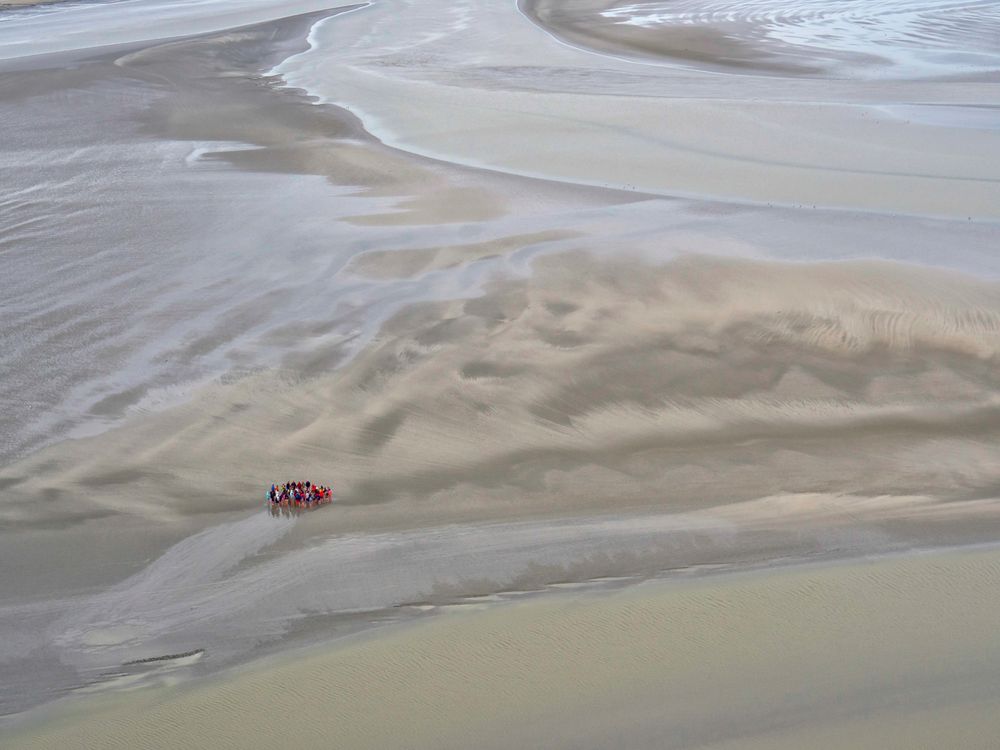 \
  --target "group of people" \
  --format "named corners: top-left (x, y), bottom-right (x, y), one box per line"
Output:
top-left (266, 481), bottom-right (333, 510)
